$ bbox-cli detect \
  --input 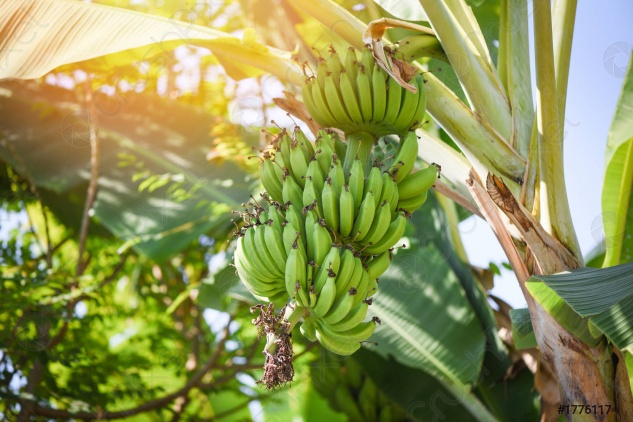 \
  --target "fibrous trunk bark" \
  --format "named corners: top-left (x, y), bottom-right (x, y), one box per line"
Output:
top-left (468, 172), bottom-right (633, 421)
